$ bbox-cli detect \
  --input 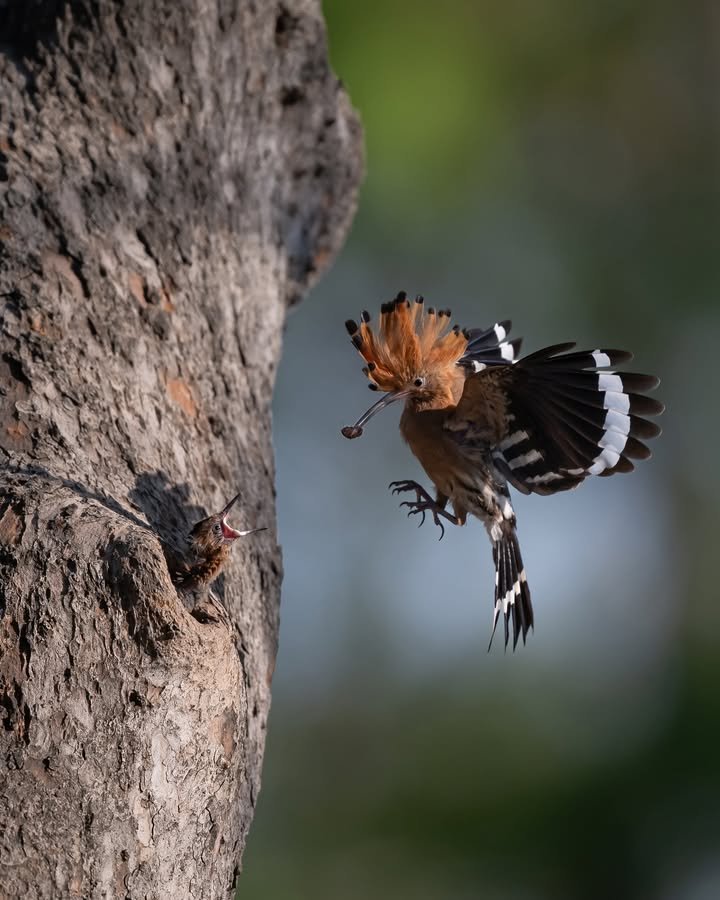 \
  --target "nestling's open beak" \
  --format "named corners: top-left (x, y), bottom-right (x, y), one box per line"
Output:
top-left (341, 389), bottom-right (412, 439)
top-left (219, 493), bottom-right (267, 541)
top-left (221, 521), bottom-right (267, 541)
